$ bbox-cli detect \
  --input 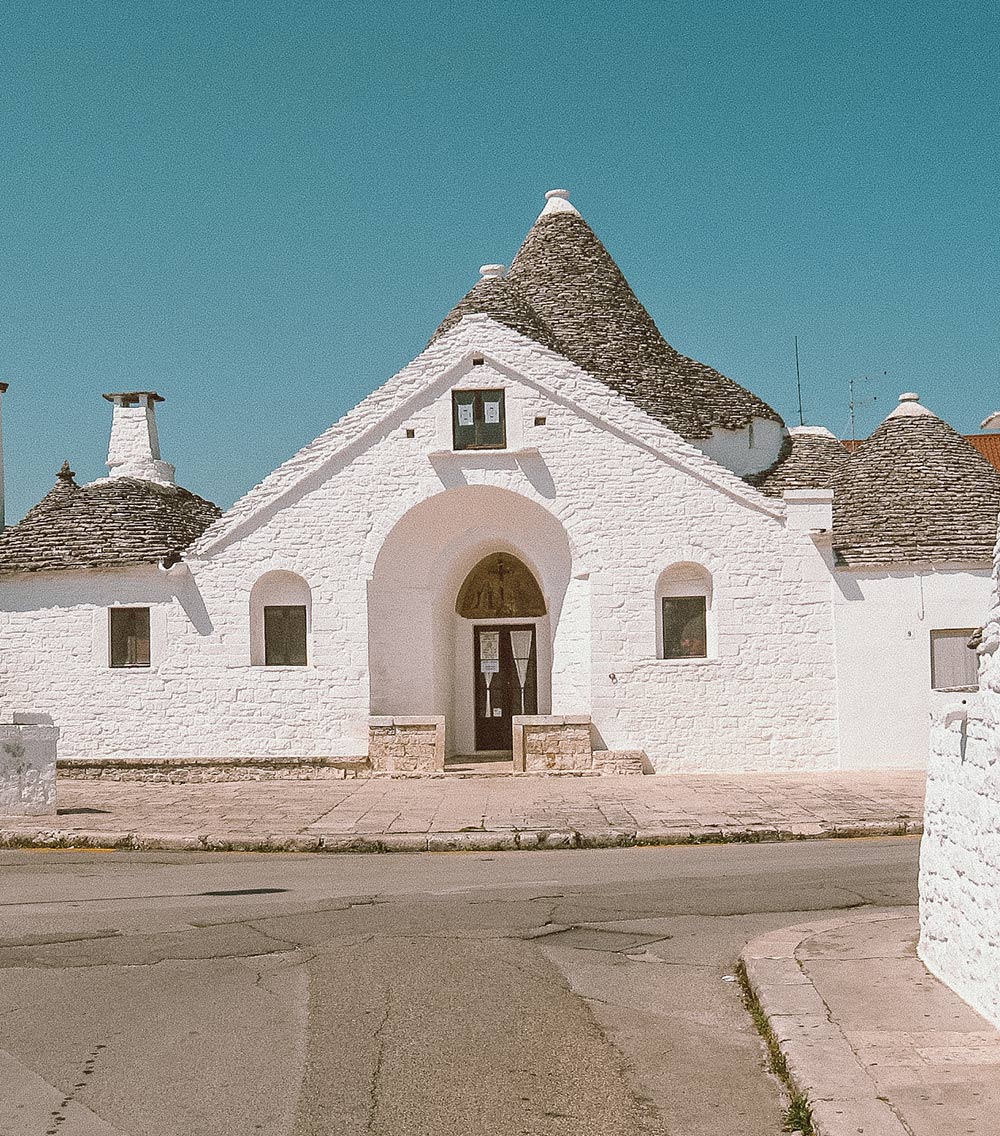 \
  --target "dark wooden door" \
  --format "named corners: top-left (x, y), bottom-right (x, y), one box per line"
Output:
top-left (473, 625), bottom-right (538, 751)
